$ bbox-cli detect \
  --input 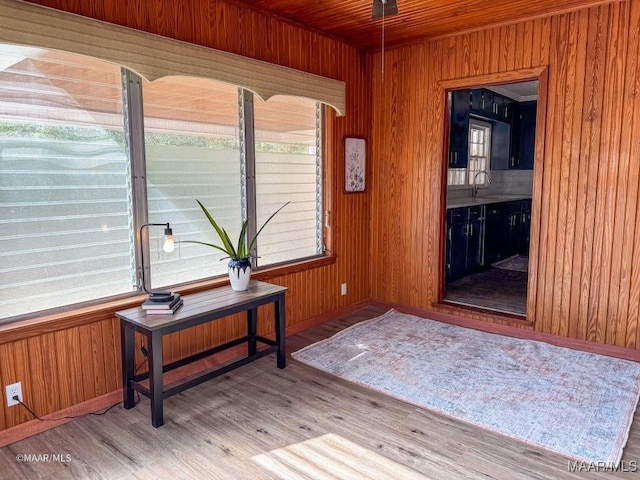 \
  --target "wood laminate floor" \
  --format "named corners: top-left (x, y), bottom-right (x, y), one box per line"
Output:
top-left (445, 268), bottom-right (528, 316)
top-left (2, 306), bottom-right (639, 479)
